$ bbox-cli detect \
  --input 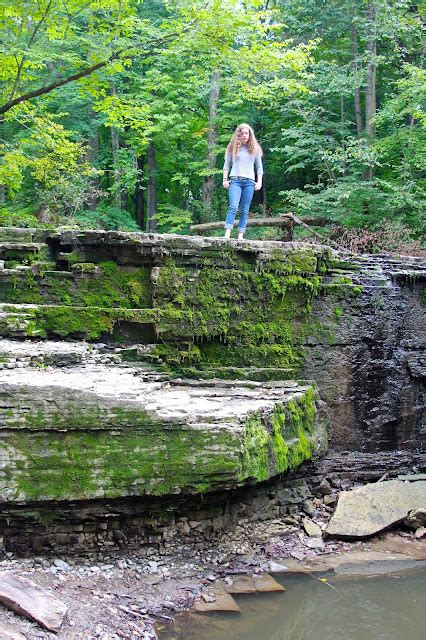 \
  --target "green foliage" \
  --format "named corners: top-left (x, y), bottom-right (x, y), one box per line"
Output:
top-left (0, 0), bottom-right (423, 240)
top-left (156, 204), bottom-right (192, 233)
top-left (0, 205), bottom-right (42, 228)
top-left (74, 205), bottom-right (139, 231)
